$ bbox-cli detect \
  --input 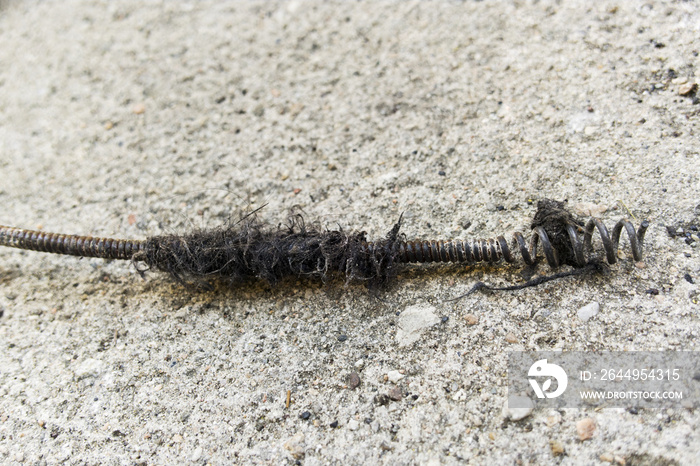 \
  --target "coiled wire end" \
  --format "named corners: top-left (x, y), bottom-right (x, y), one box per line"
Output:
top-left (393, 217), bottom-right (648, 268)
